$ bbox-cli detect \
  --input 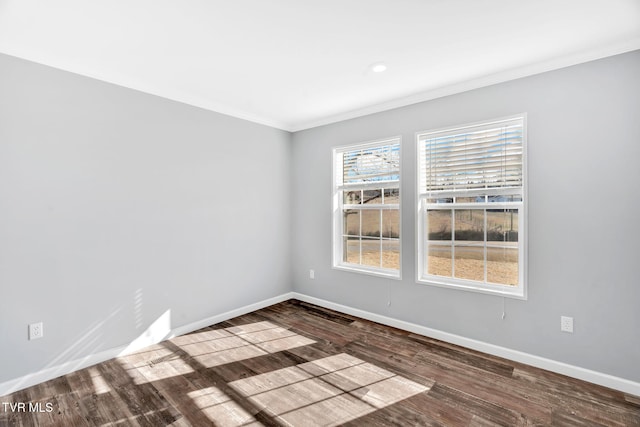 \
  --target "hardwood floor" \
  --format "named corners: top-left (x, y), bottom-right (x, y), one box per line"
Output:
top-left (1, 300), bottom-right (638, 426)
